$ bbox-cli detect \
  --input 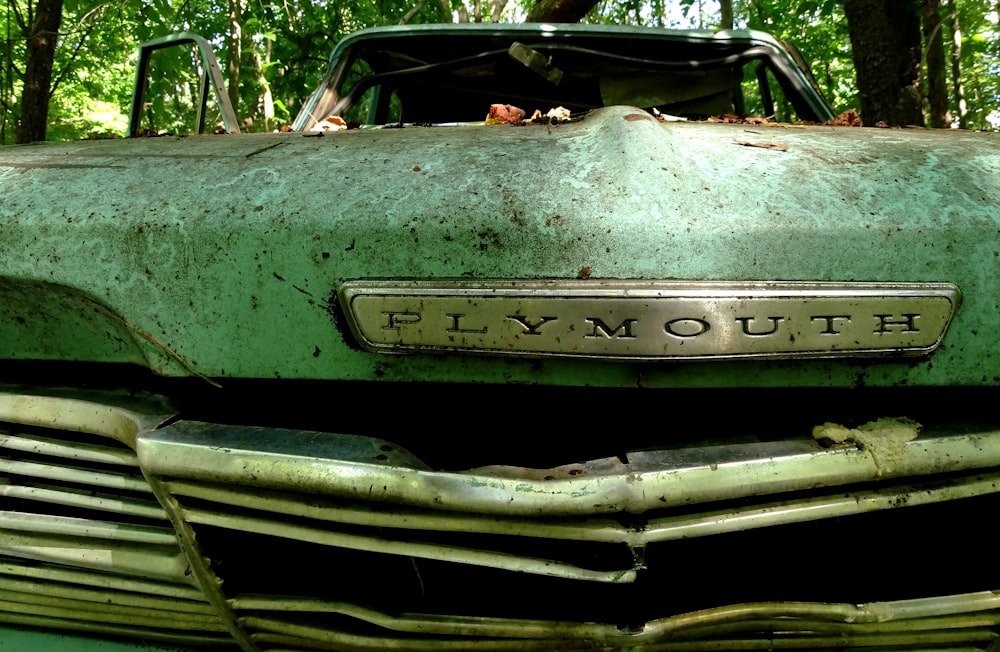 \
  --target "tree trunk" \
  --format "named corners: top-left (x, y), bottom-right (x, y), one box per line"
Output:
top-left (15, 0), bottom-right (64, 143)
top-left (720, 0), bottom-right (734, 30)
top-left (525, 0), bottom-right (599, 23)
top-left (947, 0), bottom-right (968, 128)
top-left (922, 0), bottom-right (949, 127)
top-left (489, 0), bottom-right (507, 21)
top-left (844, 0), bottom-right (924, 127)
top-left (439, 0), bottom-right (454, 22)
top-left (226, 0), bottom-right (245, 116)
